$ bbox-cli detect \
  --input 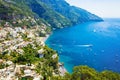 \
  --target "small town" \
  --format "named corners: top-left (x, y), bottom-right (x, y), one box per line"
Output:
top-left (0, 25), bottom-right (66, 80)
